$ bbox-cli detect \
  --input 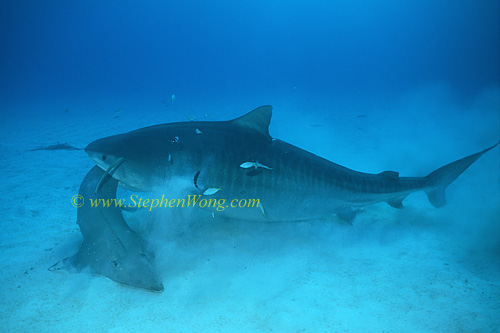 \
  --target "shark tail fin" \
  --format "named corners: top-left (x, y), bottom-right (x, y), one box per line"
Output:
top-left (424, 142), bottom-right (499, 207)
